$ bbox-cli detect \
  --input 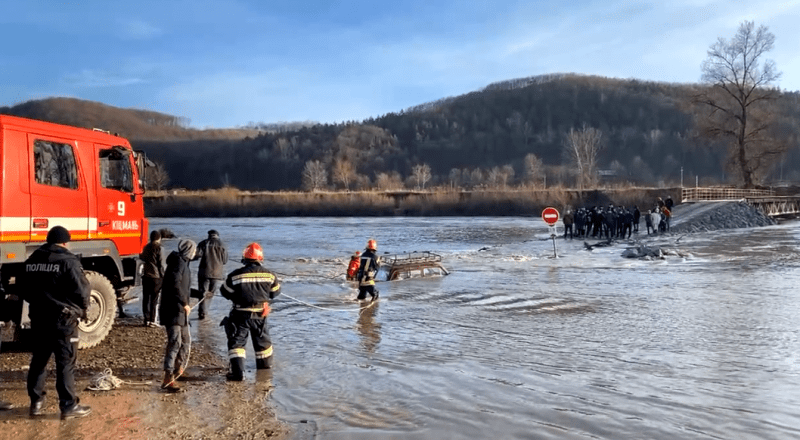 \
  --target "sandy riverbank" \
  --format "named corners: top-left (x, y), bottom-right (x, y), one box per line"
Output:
top-left (0, 317), bottom-right (291, 440)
